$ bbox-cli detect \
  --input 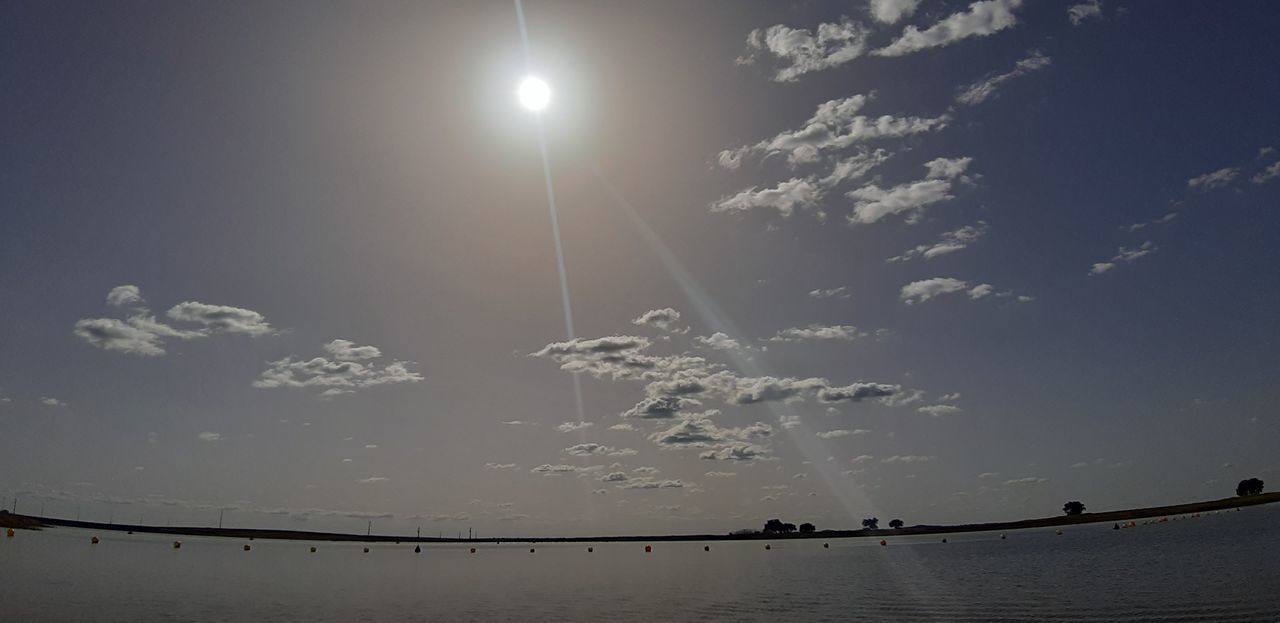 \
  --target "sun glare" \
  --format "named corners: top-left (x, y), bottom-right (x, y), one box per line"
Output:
top-left (517, 76), bottom-right (551, 112)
